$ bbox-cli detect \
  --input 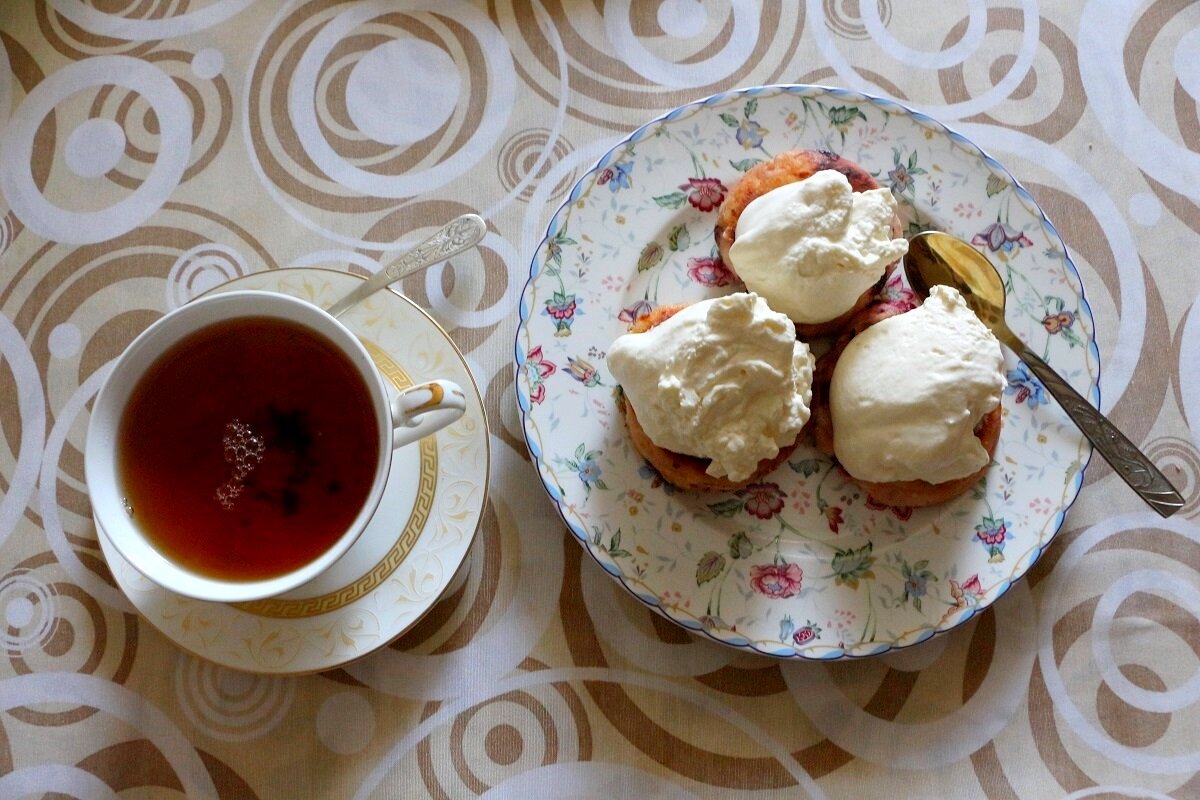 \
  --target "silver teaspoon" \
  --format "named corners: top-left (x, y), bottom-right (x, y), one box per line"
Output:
top-left (325, 213), bottom-right (487, 319)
